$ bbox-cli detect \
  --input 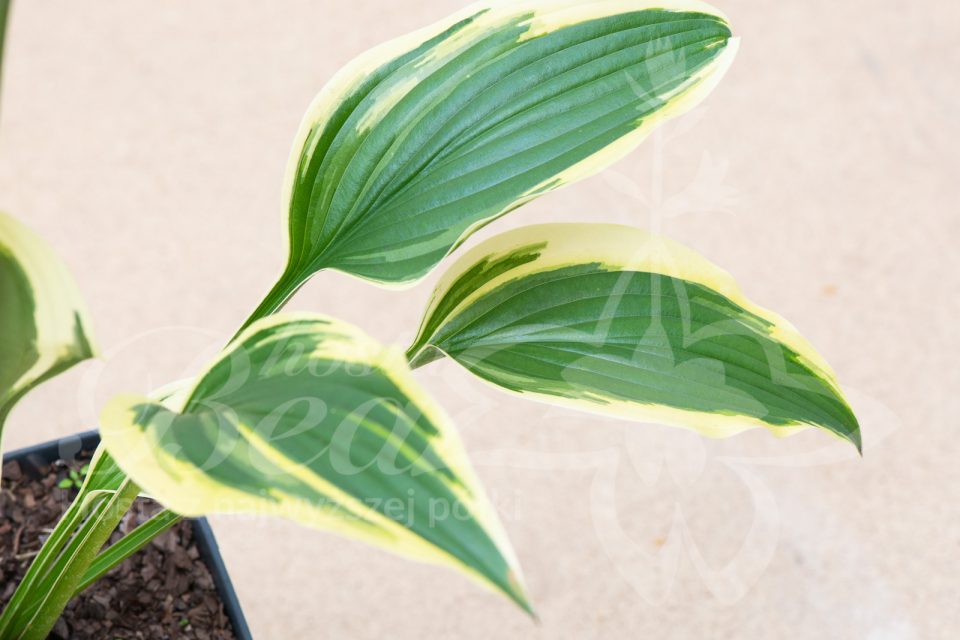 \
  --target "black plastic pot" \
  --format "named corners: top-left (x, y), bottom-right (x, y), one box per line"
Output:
top-left (2, 431), bottom-right (253, 639)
